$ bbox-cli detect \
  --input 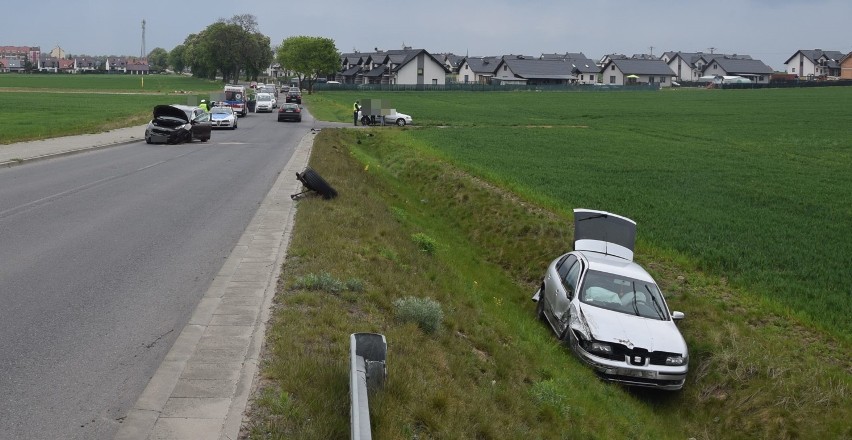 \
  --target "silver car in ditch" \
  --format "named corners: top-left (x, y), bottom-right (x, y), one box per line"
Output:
top-left (532, 209), bottom-right (689, 390)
